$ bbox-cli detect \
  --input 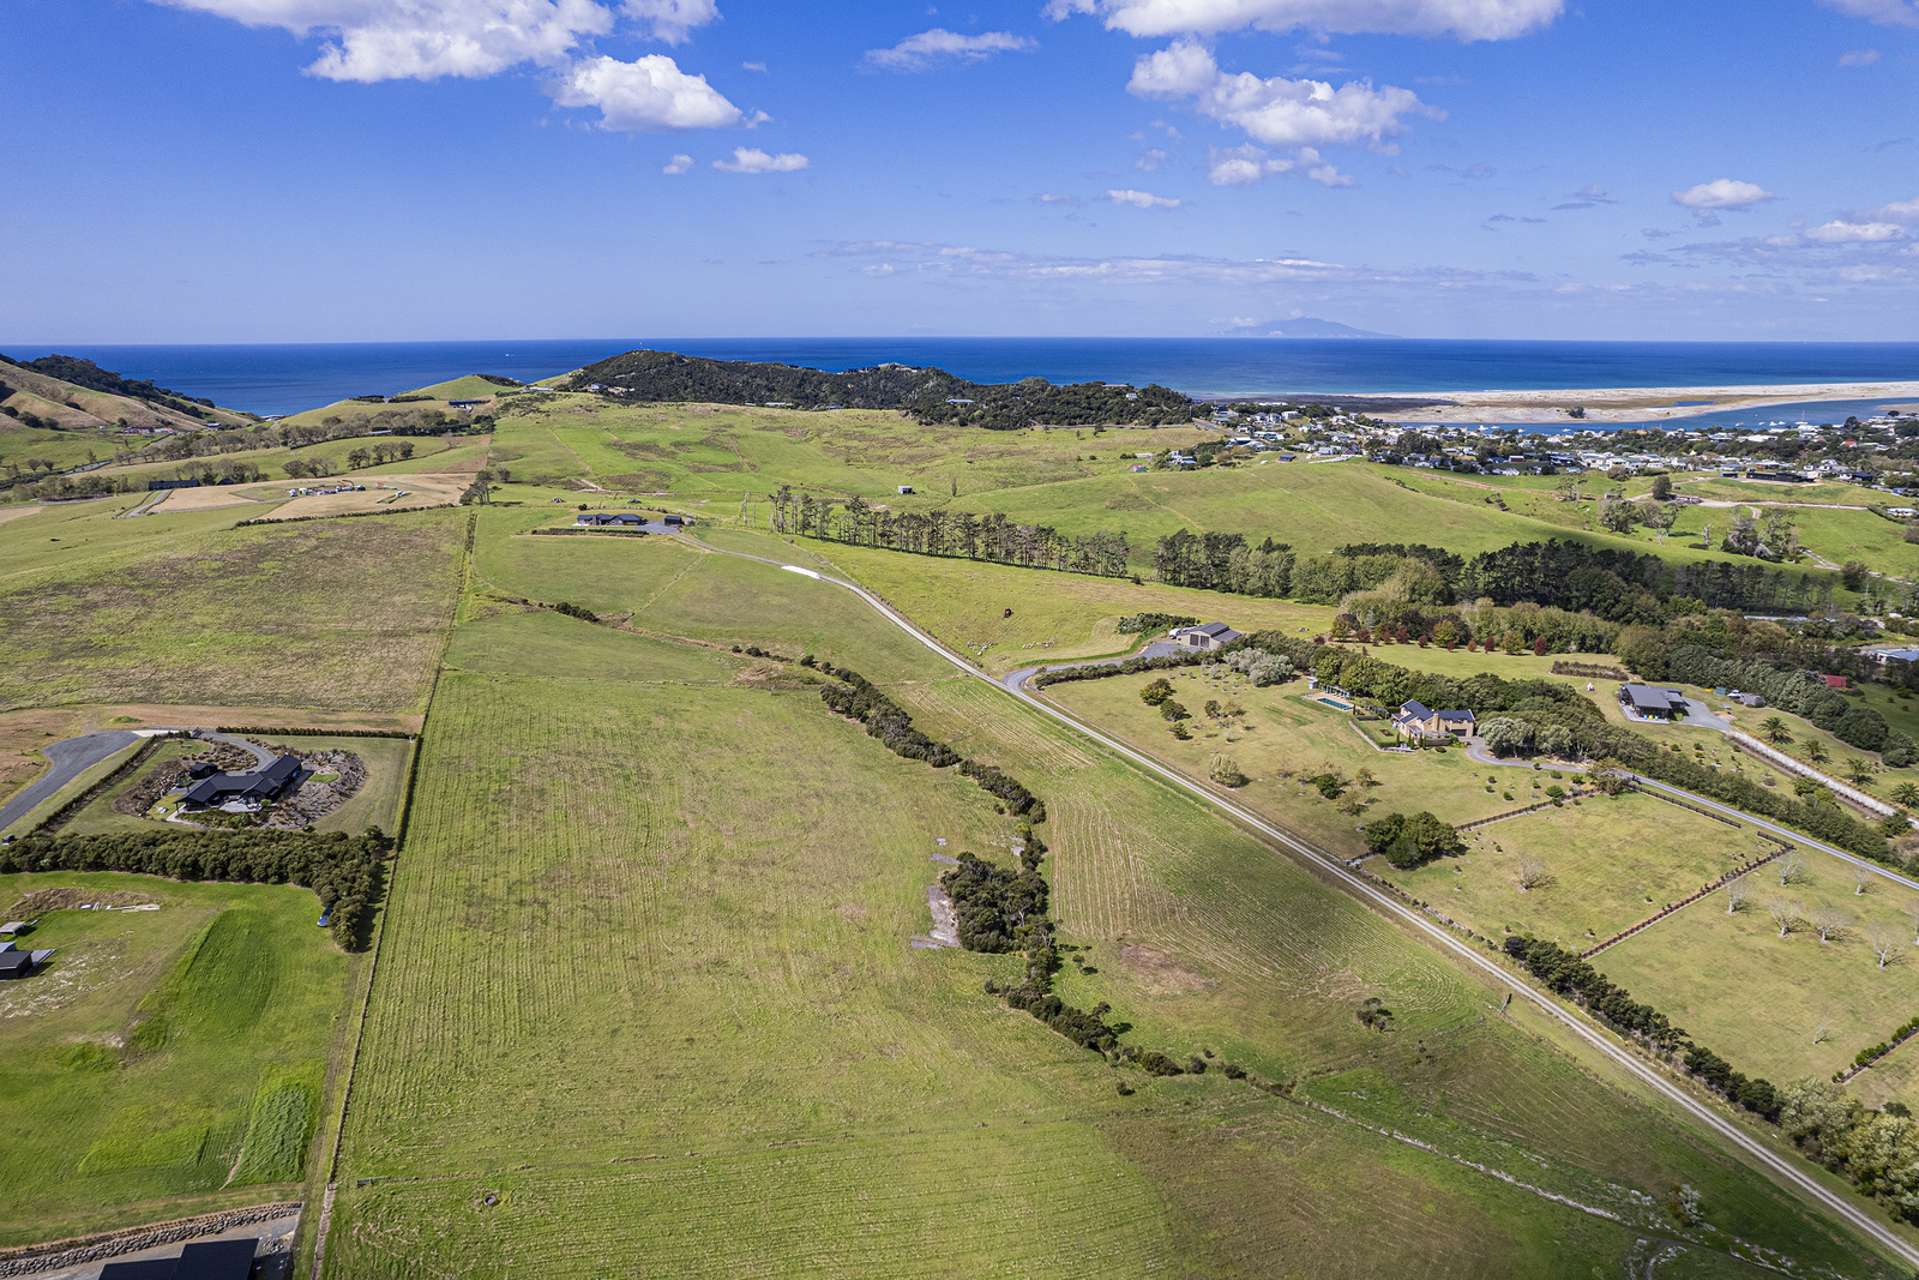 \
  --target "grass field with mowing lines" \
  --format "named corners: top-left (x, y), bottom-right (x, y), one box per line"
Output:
top-left (341, 533), bottom-right (1904, 1275)
top-left (0, 872), bottom-right (353, 1245)
top-left (795, 539), bottom-right (1332, 674)
top-left (1597, 849), bottom-right (1919, 1088)
top-left (0, 505), bottom-right (464, 713)
top-left (1379, 790), bottom-right (1780, 948)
